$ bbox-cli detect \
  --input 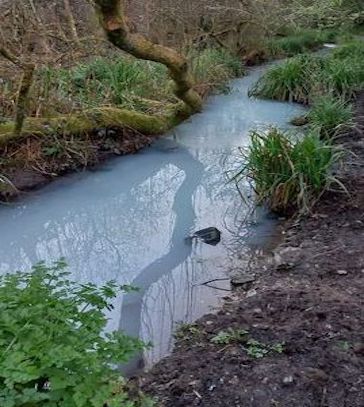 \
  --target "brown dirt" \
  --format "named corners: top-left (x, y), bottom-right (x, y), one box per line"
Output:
top-left (0, 127), bottom-right (155, 201)
top-left (138, 95), bottom-right (364, 406)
